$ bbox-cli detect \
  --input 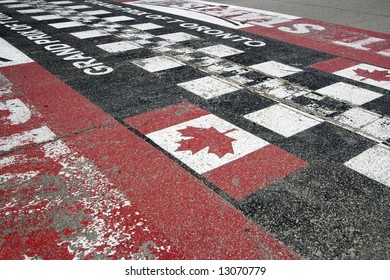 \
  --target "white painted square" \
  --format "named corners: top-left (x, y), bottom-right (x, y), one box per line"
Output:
top-left (17, 9), bottom-right (45, 14)
top-left (244, 104), bottom-right (323, 137)
top-left (198, 44), bottom-right (244, 58)
top-left (67, 5), bottom-right (91, 10)
top-left (250, 61), bottom-right (302, 77)
top-left (31, 14), bottom-right (64, 21)
top-left (335, 108), bottom-right (381, 129)
top-left (158, 32), bottom-right (199, 42)
top-left (6, 4), bottom-right (30, 8)
top-left (345, 145), bottom-right (390, 187)
top-left (70, 30), bottom-right (109, 39)
top-left (83, 10), bottom-right (111, 16)
top-left (0, 37), bottom-right (33, 68)
top-left (251, 78), bottom-right (309, 99)
top-left (178, 76), bottom-right (240, 99)
top-left (97, 41), bottom-right (141, 53)
top-left (49, 21), bottom-right (85, 29)
top-left (130, 23), bottom-right (164, 30)
top-left (132, 56), bottom-right (184, 73)
top-left (103, 15), bottom-right (135, 22)
top-left (361, 117), bottom-right (390, 141)
top-left (51, 1), bottom-right (74, 4)
top-left (147, 114), bottom-right (269, 174)
top-left (316, 82), bottom-right (382, 105)
top-left (334, 63), bottom-right (390, 90)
